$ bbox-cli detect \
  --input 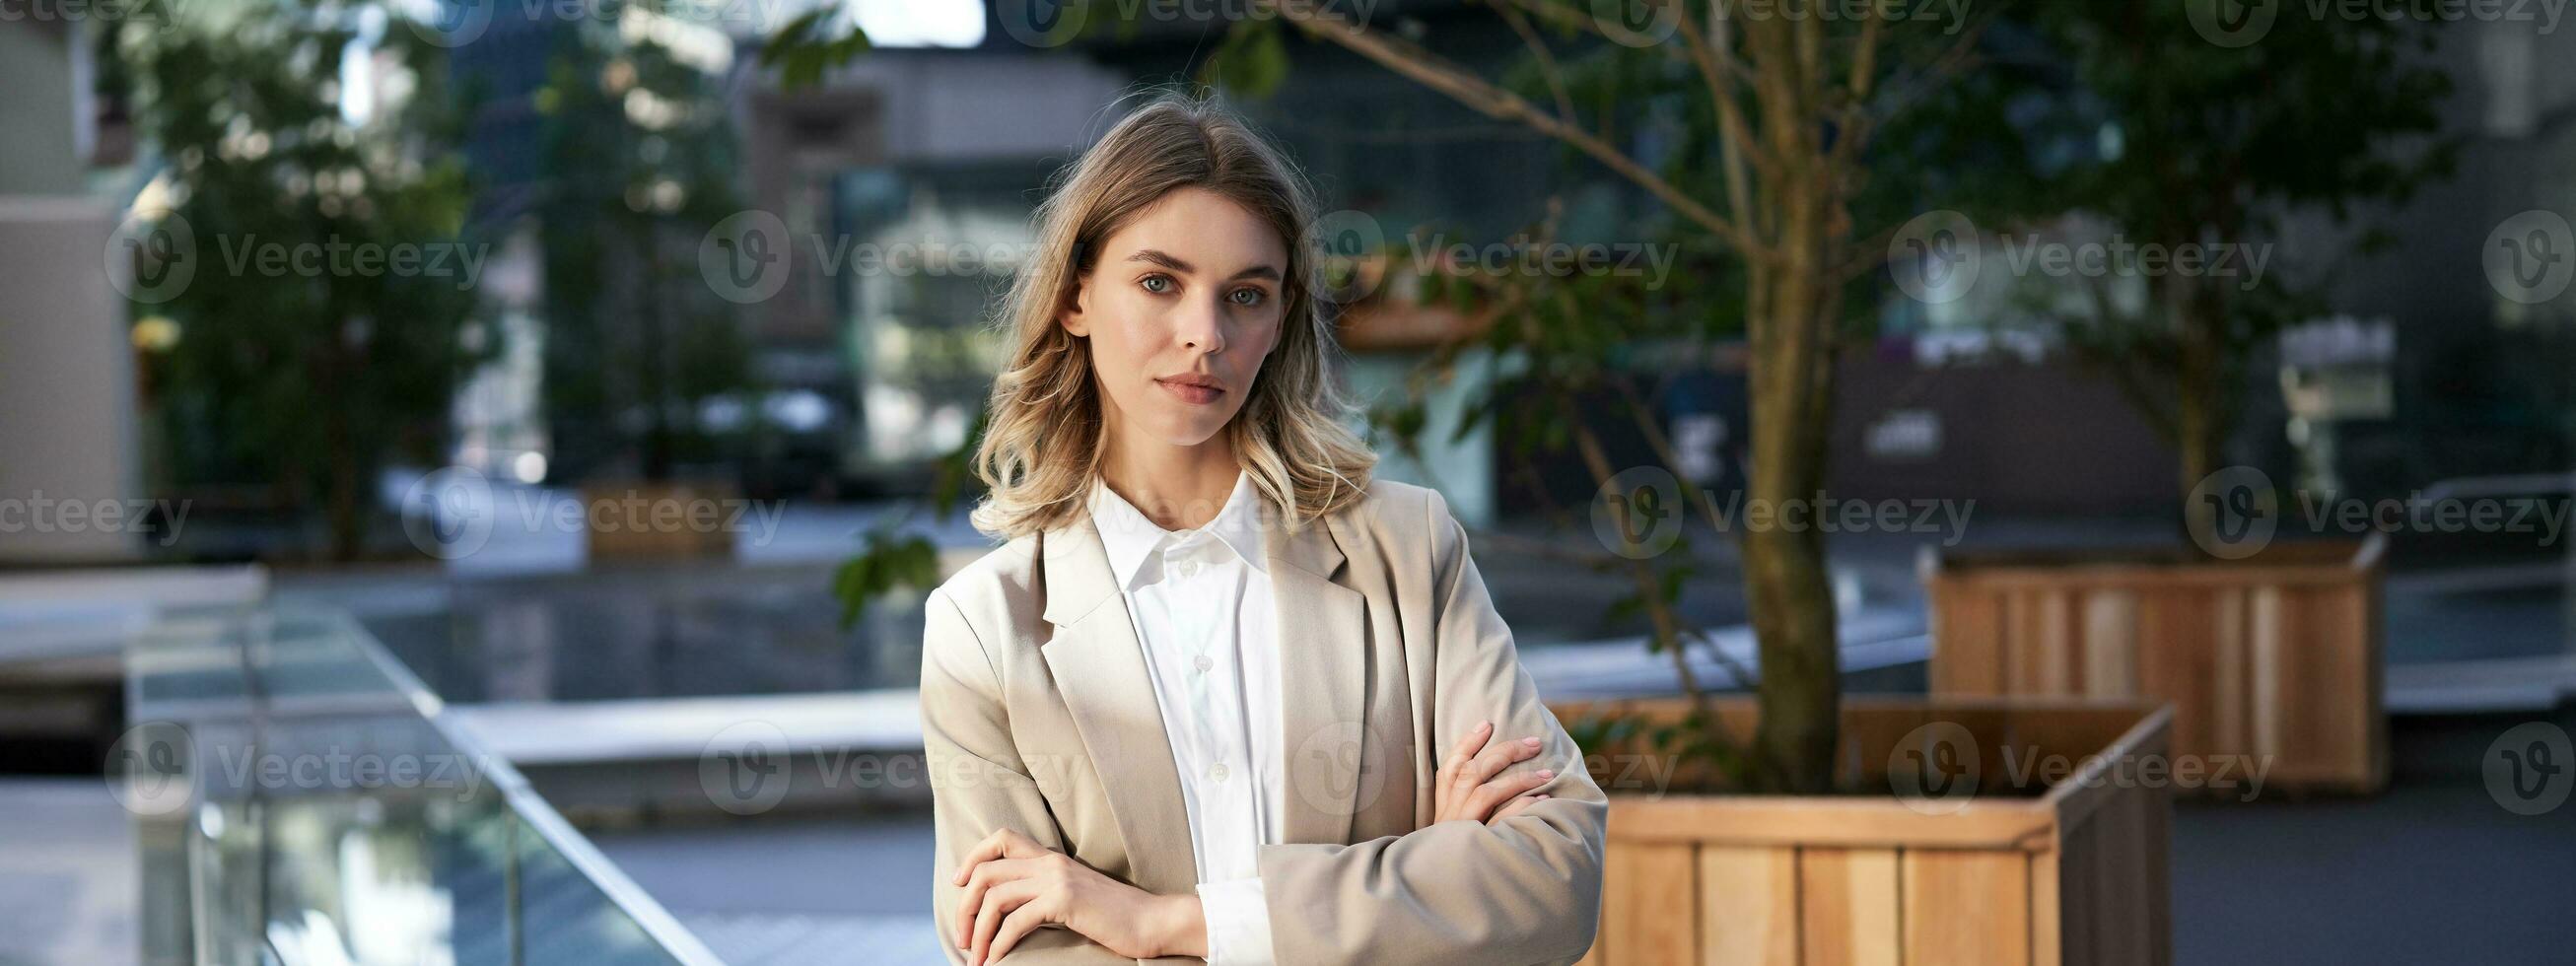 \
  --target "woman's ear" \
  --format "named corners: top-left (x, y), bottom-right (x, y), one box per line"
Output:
top-left (1057, 278), bottom-right (1090, 337)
